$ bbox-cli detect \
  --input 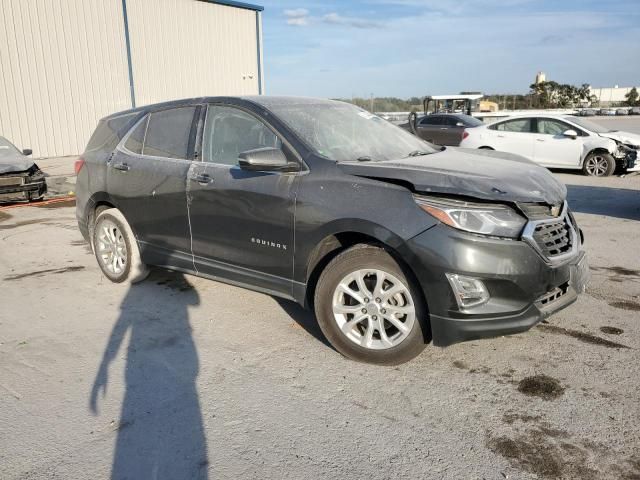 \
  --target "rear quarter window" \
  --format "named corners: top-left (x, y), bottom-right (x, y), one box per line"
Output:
top-left (85, 113), bottom-right (138, 152)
